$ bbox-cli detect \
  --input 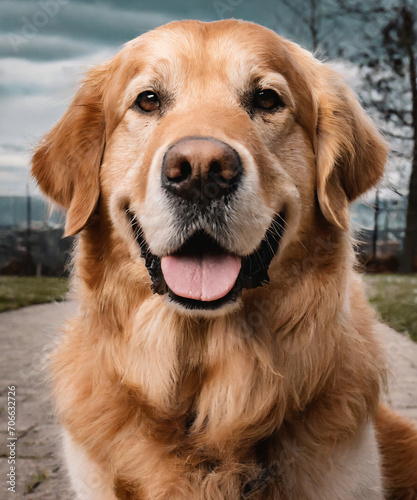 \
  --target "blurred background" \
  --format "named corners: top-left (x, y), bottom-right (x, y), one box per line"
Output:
top-left (0, 0), bottom-right (416, 337)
